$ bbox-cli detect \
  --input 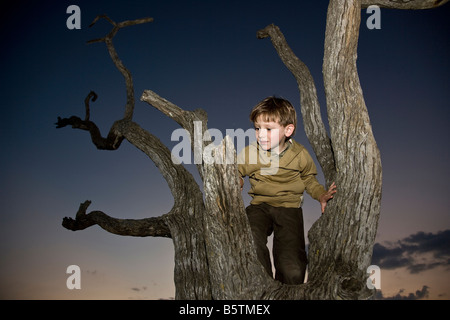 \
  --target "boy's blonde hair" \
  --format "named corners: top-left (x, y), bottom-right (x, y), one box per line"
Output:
top-left (250, 96), bottom-right (297, 137)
